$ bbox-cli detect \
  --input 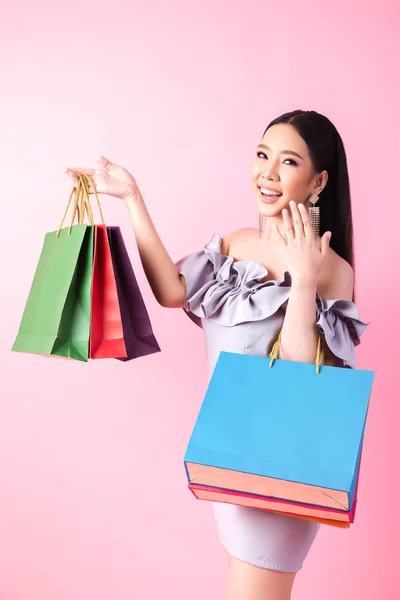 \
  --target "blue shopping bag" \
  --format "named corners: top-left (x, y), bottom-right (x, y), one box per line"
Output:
top-left (184, 338), bottom-right (374, 512)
